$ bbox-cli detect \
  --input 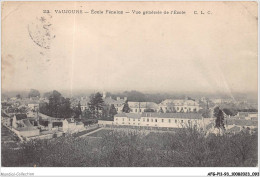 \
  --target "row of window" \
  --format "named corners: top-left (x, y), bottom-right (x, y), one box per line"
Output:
top-left (115, 118), bottom-right (191, 124)
top-left (161, 107), bottom-right (197, 111)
